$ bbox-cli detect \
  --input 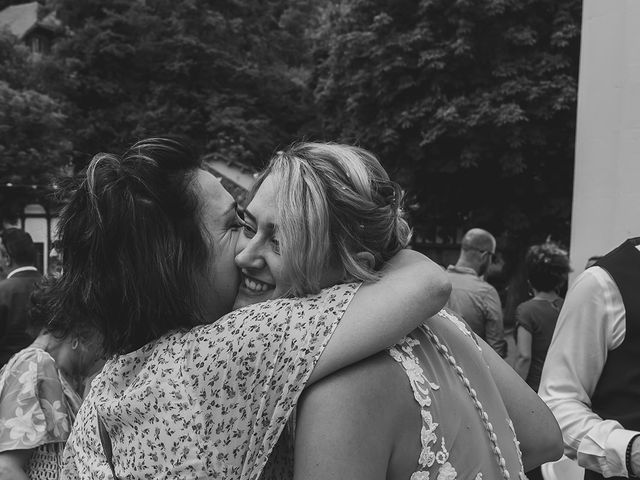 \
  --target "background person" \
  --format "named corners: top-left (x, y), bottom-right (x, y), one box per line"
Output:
top-left (514, 241), bottom-right (570, 391)
top-left (446, 228), bottom-right (508, 357)
top-left (0, 287), bottom-right (103, 480)
top-left (233, 142), bottom-right (562, 480)
top-left (0, 229), bottom-right (42, 368)
top-left (540, 237), bottom-right (640, 479)
top-left (58, 137), bottom-right (451, 479)
top-left (513, 241), bottom-right (570, 480)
